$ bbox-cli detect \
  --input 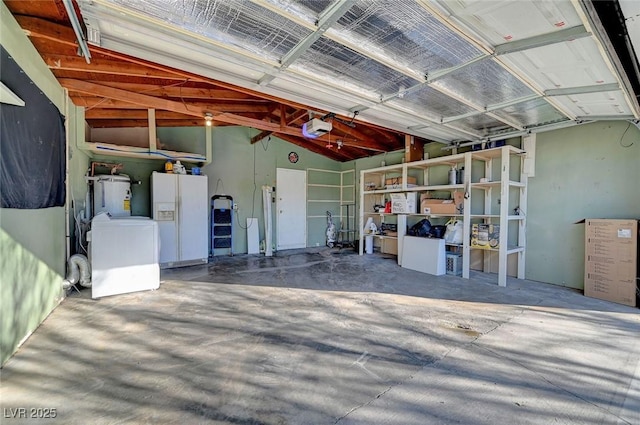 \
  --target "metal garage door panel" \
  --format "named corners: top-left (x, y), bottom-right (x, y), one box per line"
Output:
top-left (454, 114), bottom-right (513, 134)
top-left (553, 91), bottom-right (633, 117)
top-left (502, 38), bottom-right (618, 90)
top-left (492, 98), bottom-right (568, 127)
top-left (292, 37), bottom-right (421, 99)
top-left (330, 0), bottom-right (481, 74)
top-left (437, 0), bottom-right (581, 45)
top-left (105, 0), bottom-right (312, 63)
top-left (387, 85), bottom-right (476, 119)
top-left (432, 59), bottom-right (535, 107)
